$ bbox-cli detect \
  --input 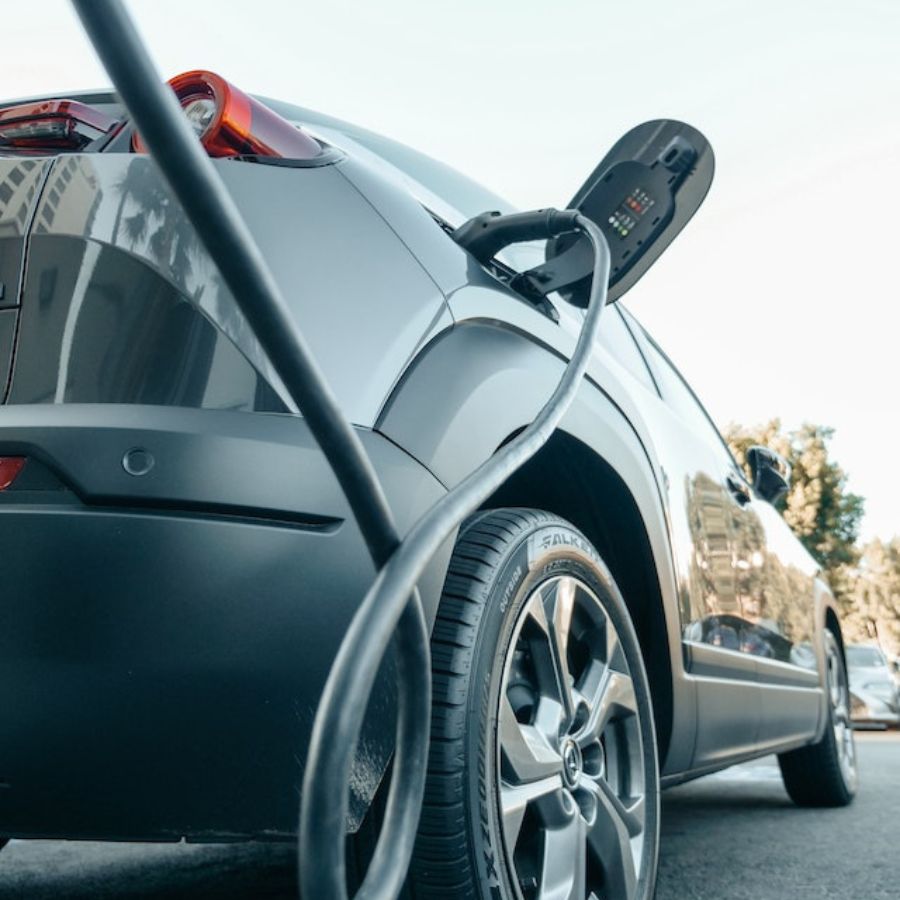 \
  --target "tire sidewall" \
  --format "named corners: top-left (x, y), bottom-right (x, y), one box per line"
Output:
top-left (825, 631), bottom-right (858, 799)
top-left (460, 515), bottom-right (660, 899)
